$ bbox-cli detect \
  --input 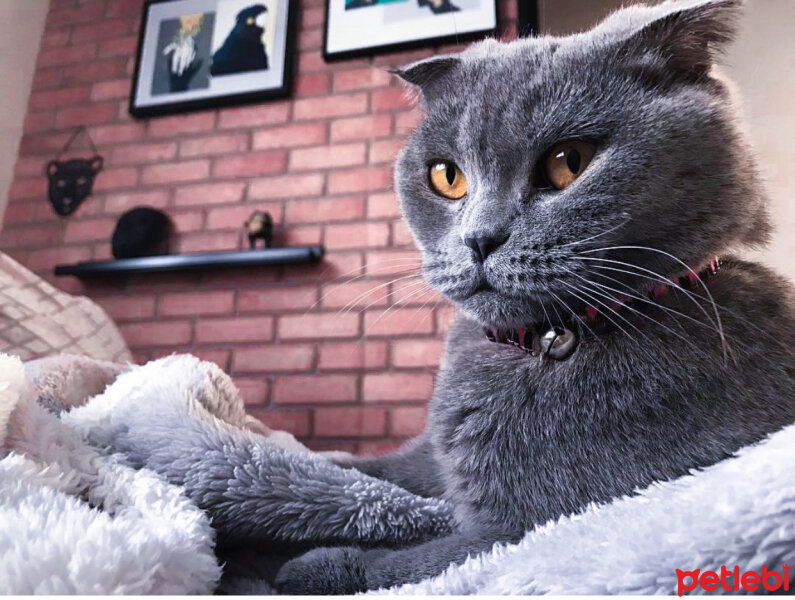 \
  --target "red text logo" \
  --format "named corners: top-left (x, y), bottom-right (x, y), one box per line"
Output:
top-left (676, 565), bottom-right (790, 596)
